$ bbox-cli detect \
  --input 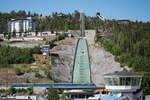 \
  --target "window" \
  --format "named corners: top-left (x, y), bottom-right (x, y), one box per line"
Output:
top-left (136, 78), bottom-right (140, 86)
top-left (119, 77), bottom-right (126, 86)
top-left (112, 78), bottom-right (119, 86)
top-left (120, 77), bottom-right (124, 85)
top-left (122, 77), bottom-right (126, 85)
top-left (104, 78), bottom-right (112, 85)
top-left (42, 32), bottom-right (48, 36)
top-left (132, 77), bottom-right (139, 86)
top-left (126, 77), bottom-right (131, 86)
